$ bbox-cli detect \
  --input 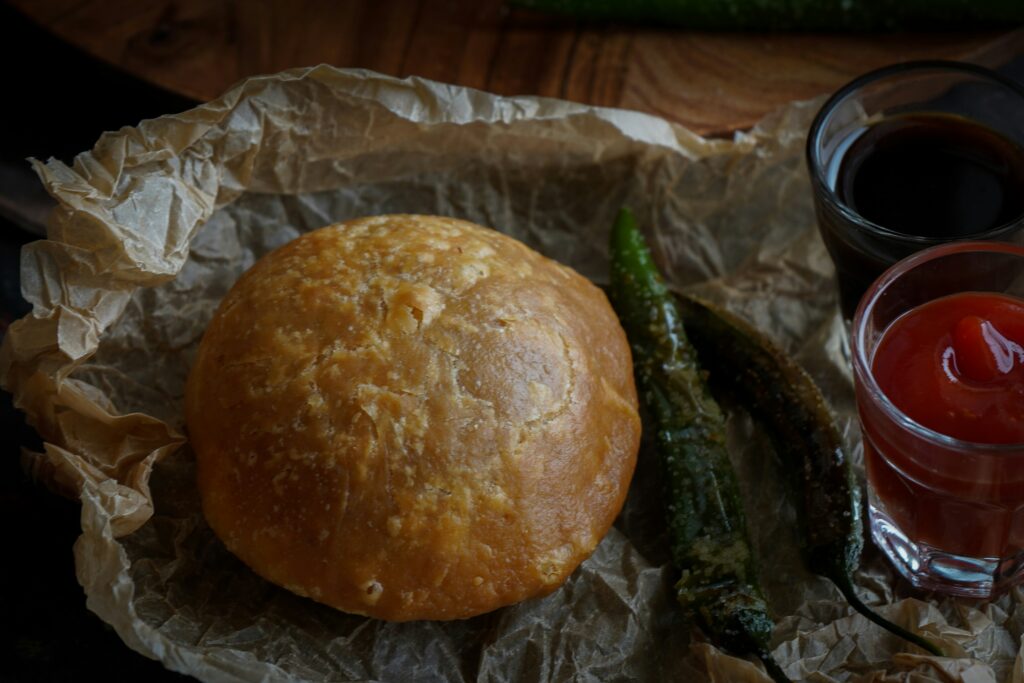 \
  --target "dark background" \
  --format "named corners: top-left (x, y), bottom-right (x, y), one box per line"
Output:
top-left (0, 4), bottom-right (192, 681)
